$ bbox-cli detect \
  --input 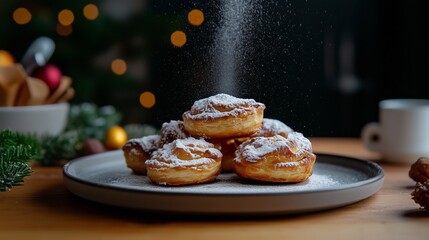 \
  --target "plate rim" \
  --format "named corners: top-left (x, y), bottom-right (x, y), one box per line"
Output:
top-left (63, 151), bottom-right (384, 196)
